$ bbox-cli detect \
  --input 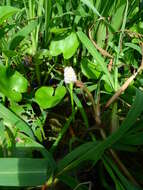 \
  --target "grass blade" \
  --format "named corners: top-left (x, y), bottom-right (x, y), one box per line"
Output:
top-left (104, 155), bottom-right (142, 190)
top-left (125, 43), bottom-right (142, 55)
top-left (57, 90), bottom-right (143, 174)
top-left (77, 31), bottom-right (114, 89)
top-left (59, 174), bottom-right (88, 190)
top-left (9, 20), bottom-right (38, 50)
top-left (0, 158), bottom-right (49, 186)
top-left (50, 109), bottom-right (77, 153)
top-left (44, 0), bottom-right (52, 47)
top-left (81, 0), bottom-right (102, 18)
top-left (103, 156), bottom-right (125, 190)
top-left (73, 93), bottom-right (89, 128)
